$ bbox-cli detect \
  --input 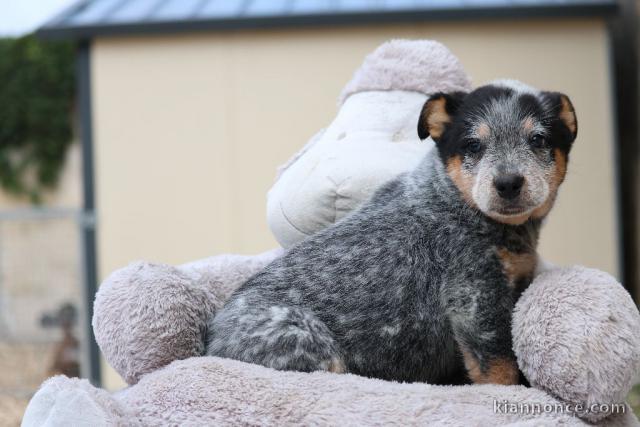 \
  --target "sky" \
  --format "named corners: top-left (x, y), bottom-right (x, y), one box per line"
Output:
top-left (0, 0), bottom-right (77, 37)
